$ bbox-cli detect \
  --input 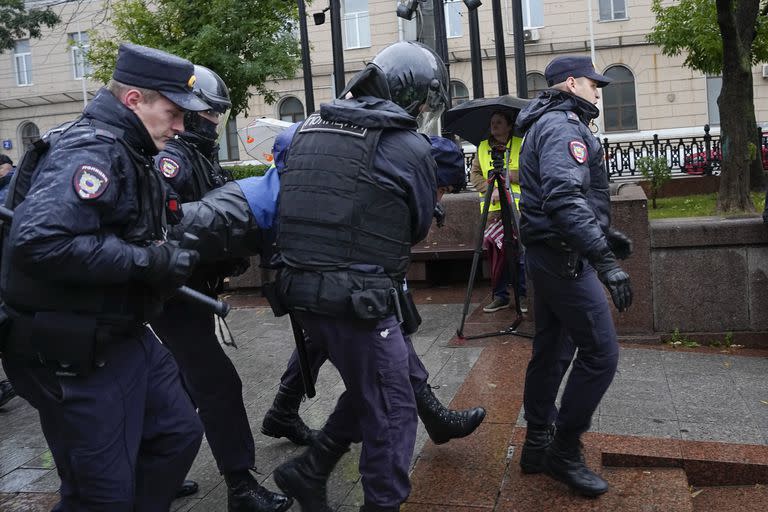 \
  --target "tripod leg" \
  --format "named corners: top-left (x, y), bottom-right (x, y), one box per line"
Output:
top-left (457, 177), bottom-right (498, 338)
top-left (495, 173), bottom-right (523, 317)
